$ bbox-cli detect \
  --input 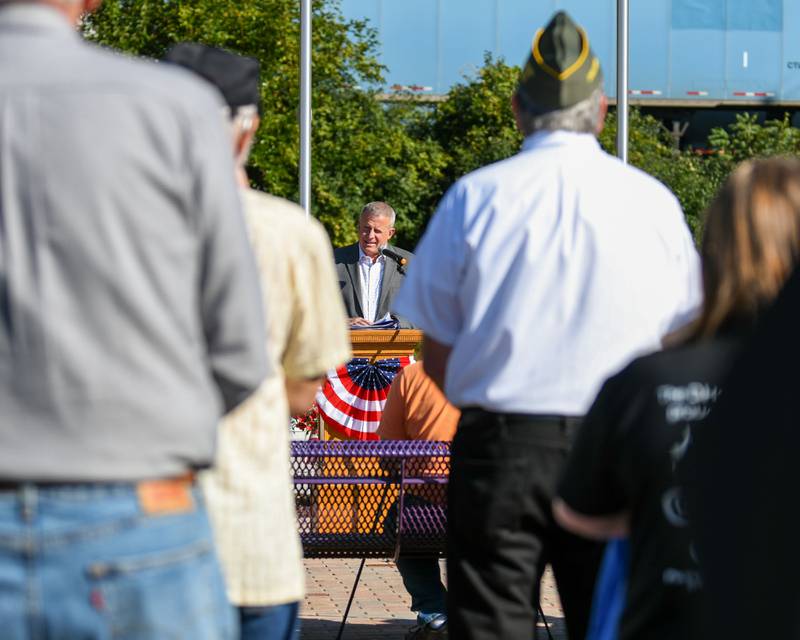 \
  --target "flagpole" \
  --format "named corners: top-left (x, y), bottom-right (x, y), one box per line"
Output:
top-left (300, 0), bottom-right (312, 217)
top-left (616, 0), bottom-right (629, 164)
